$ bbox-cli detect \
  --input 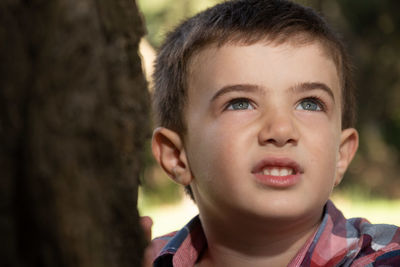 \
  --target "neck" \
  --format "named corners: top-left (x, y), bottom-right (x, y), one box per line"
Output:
top-left (197, 208), bottom-right (322, 267)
